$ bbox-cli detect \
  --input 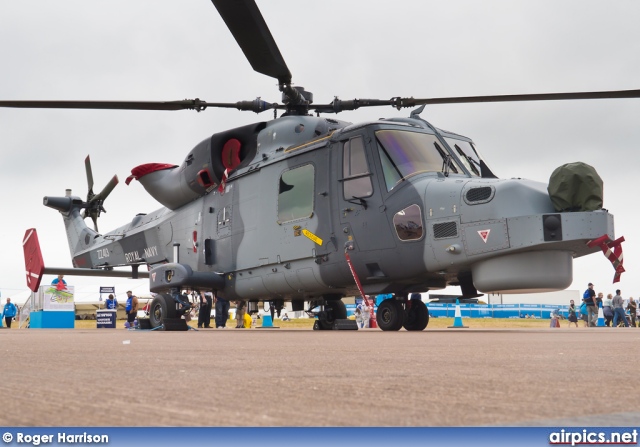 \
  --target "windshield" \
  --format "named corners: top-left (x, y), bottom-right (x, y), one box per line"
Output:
top-left (444, 137), bottom-right (482, 177)
top-left (376, 129), bottom-right (462, 191)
